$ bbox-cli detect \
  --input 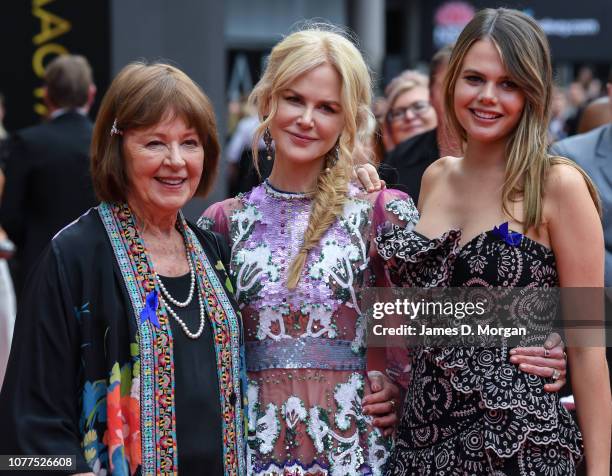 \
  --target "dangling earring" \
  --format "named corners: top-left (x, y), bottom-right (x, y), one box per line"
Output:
top-left (325, 143), bottom-right (340, 173)
top-left (263, 128), bottom-right (273, 161)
